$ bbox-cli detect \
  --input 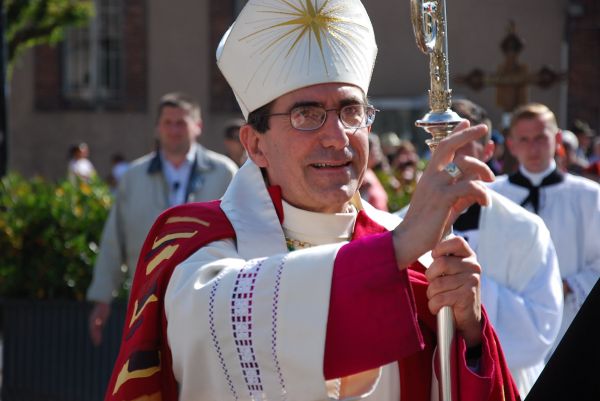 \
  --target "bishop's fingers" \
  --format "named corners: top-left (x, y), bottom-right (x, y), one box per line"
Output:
top-left (452, 154), bottom-right (495, 183)
top-left (424, 255), bottom-right (481, 313)
top-left (431, 235), bottom-right (474, 259)
top-left (442, 178), bottom-right (491, 211)
top-left (429, 122), bottom-right (488, 166)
